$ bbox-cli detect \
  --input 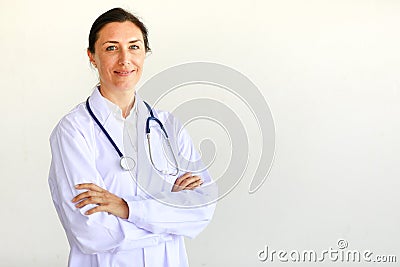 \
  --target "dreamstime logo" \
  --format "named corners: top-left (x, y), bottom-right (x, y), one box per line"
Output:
top-left (258, 239), bottom-right (397, 263)
top-left (127, 62), bottom-right (275, 207)
top-left (337, 239), bottom-right (348, 250)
